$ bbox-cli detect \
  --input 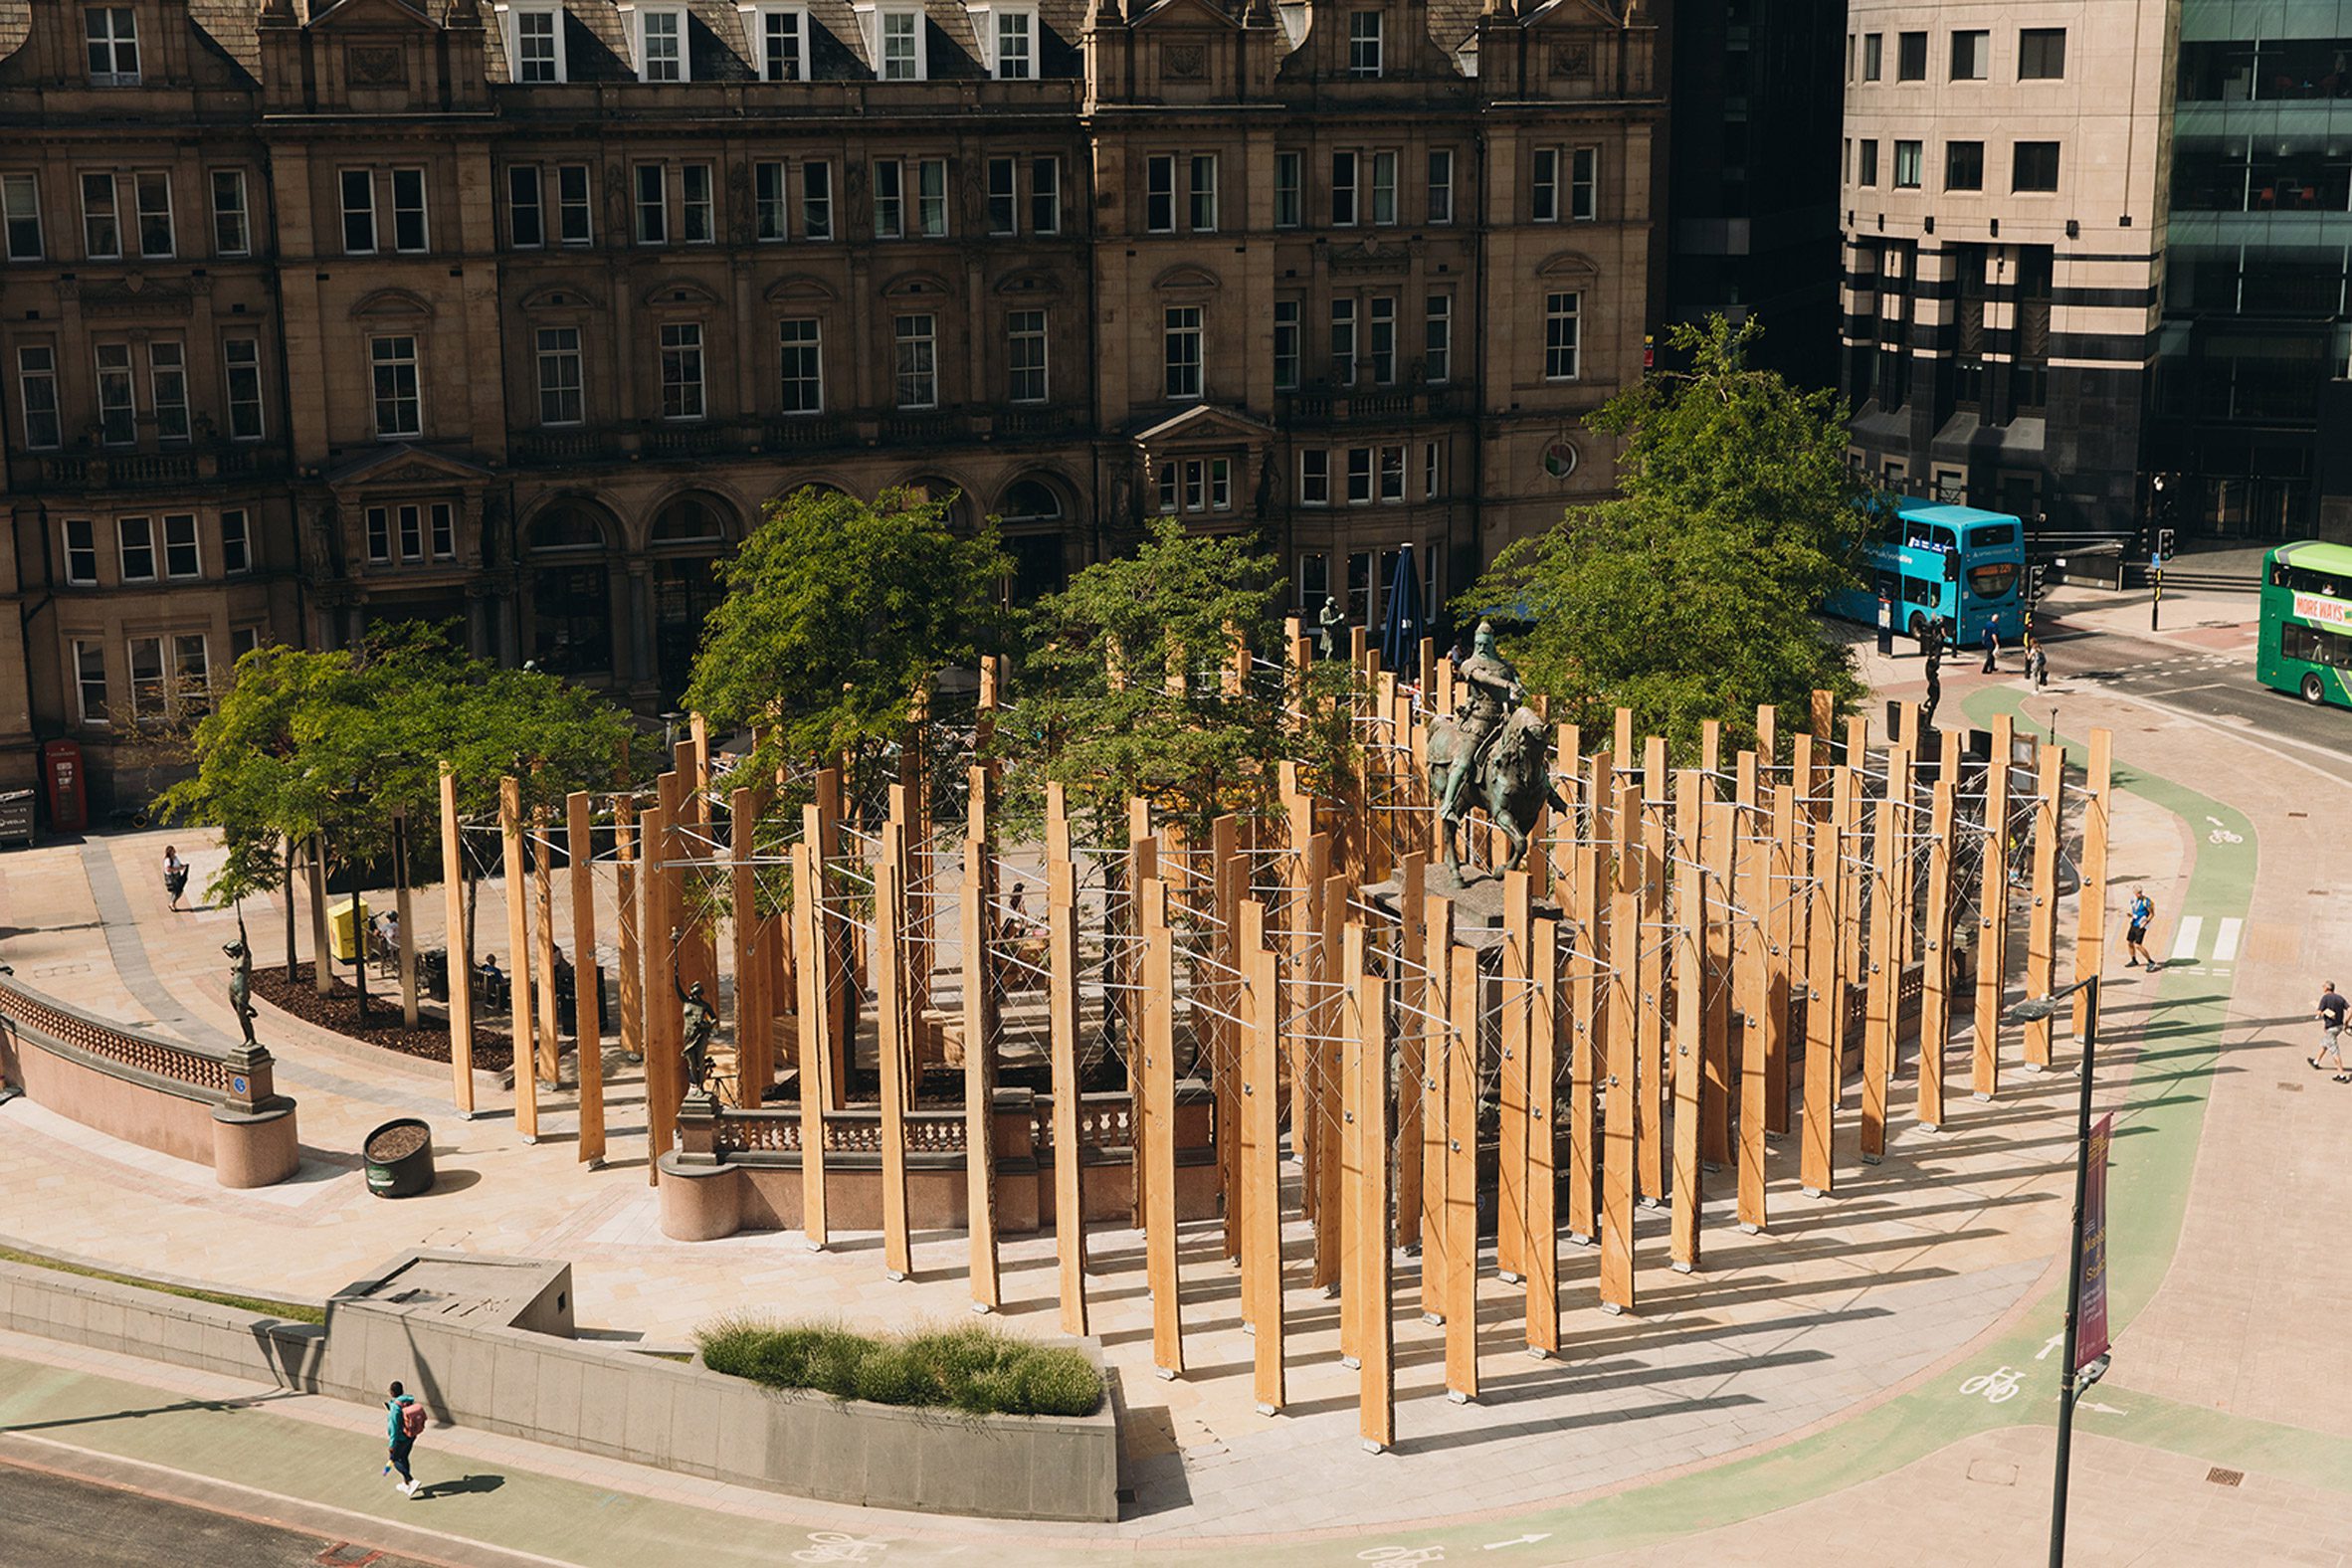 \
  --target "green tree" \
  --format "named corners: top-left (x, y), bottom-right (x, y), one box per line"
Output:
top-left (683, 487), bottom-right (1012, 785)
top-left (1466, 314), bottom-right (1868, 758)
top-left (1002, 517), bottom-right (1355, 845)
top-left (158, 625), bottom-right (636, 972)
